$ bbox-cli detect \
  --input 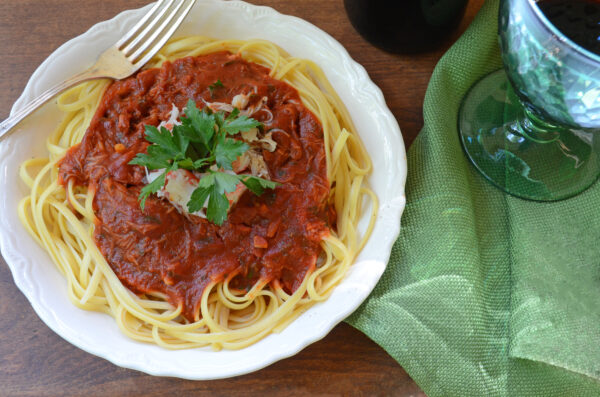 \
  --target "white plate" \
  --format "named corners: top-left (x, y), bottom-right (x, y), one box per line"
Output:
top-left (0, 0), bottom-right (406, 379)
